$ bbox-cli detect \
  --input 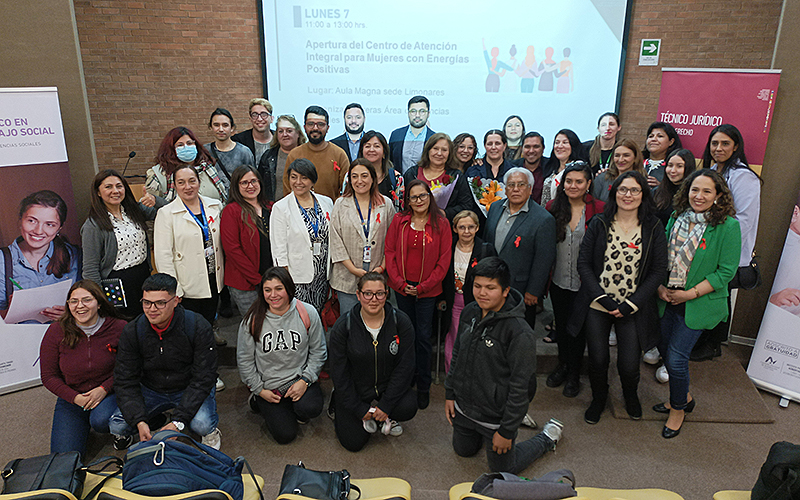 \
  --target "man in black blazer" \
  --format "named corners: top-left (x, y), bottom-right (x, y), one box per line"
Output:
top-left (484, 167), bottom-right (556, 327)
top-left (330, 103), bottom-right (365, 161)
top-left (388, 95), bottom-right (435, 174)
